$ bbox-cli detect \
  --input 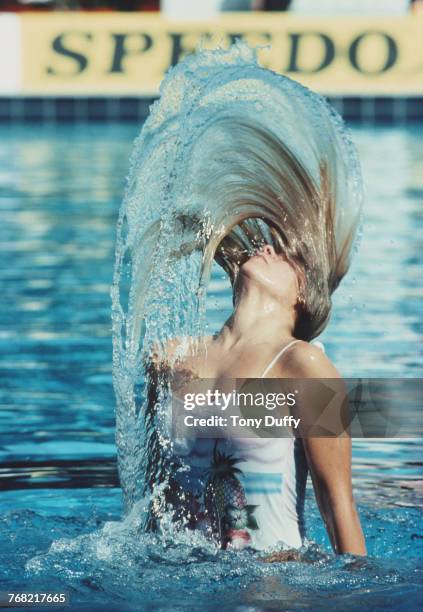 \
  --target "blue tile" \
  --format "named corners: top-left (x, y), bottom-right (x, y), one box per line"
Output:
top-left (406, 98), bottom-right (423, 121)
top-left (342, 97), bottom-right (363, 121)
top-left (373, 97), bottom-right (395, 123)
top-left (0, 98), bottom-right (12, 121)
top-left (0, 96), bottom-right (420, 124)
top-left (23, 98), bottom-right (45, 123)
top-left (118, 97), bottom-right (140, 121)
top-left (55, 98), bottom-right (78, 122)
top-left (86, 97), bottom-right (109, 121)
